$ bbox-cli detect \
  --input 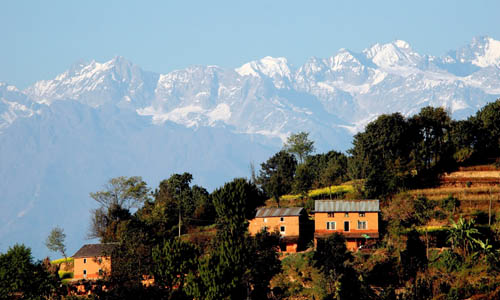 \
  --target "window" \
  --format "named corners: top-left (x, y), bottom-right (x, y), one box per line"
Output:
top-left (344, 212), bottom-right (349, 217)
top-left (83, 269), bottom-right (87, 278)
top-left (344, 221), bottom-right (350, 231)
top-left (327, 212), bottom-right (334, 218)
top-left (359, 212), bottom-right (365, 217)
top-left (280, 226), bottom-right (286, 234)
top-left (358, 221), bottom-right (367, 230)
top-left (99, 269), bottom-right (103, 276)
top-left (326, 221), bottom-right (336, 230)
top-left (263, 218), bottom-right (267, 223)
top-left (83, 258), bottom-right (87, 264)
top-left (280, 217), bottom-right (284, 222)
